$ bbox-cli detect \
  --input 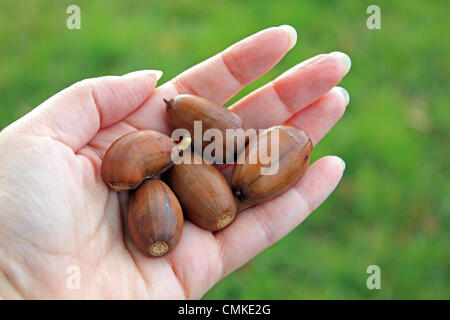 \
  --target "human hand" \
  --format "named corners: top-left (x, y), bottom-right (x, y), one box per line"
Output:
top-left (0, 25), bottom-right (350, 299)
